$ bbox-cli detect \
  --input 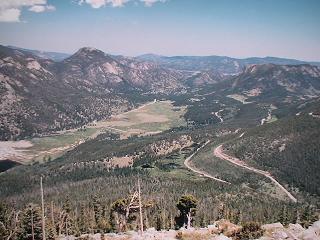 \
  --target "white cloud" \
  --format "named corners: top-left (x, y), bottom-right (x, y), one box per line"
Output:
top-left (107, 0), bottom-right (130, 7)
top-left (82, 0), bottom-right (107, 8)
top-left (140, 0), bottom-right (166, 7)
top-left (0, 8), bottom-right (21, 22)
top-left (28, 4), bottom-right (56, 13)
top-left (0, 0), bottom-right (55, 22)
top-left (79, 0), bottom-right (165, 8)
